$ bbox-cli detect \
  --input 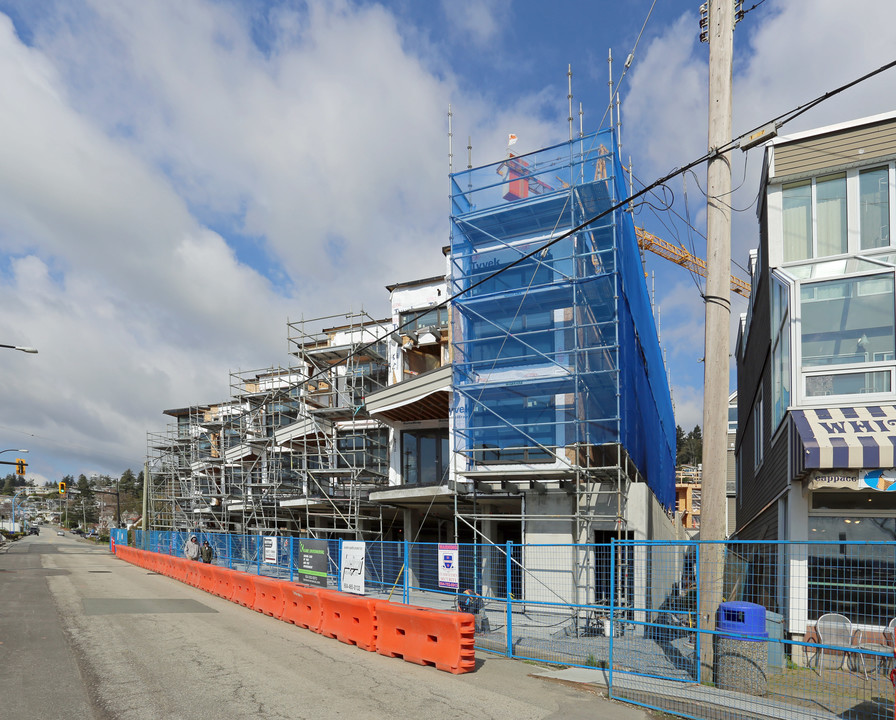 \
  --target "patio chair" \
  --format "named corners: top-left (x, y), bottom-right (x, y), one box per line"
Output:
top-left (812, 613), bottom-right (854, 672)
top-left (852, 617), bottom-right (896, 679)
